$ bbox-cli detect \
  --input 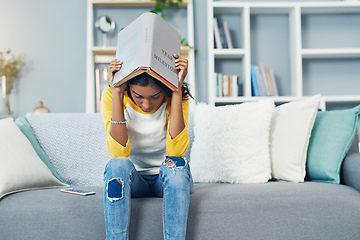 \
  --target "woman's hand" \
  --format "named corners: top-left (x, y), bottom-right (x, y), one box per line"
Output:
top-left (108, 60), bottom-right (128, 147)
top-left (108, 59), bottom-right (127, 94)
top-left (173, 54), bottom-right (188, 90)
